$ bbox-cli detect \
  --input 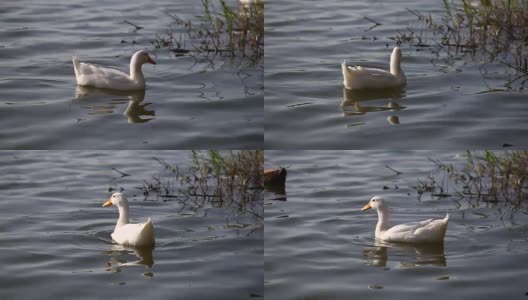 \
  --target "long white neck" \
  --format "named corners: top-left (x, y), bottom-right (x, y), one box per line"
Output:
top-left (129, 59), bottom-right (144, 82)
top-left (375, 206), bottom-right (390, 237)
top-left (390, 54), bottom-right (402, 76)
top-left (115, 202), bottom-right (129, 229)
